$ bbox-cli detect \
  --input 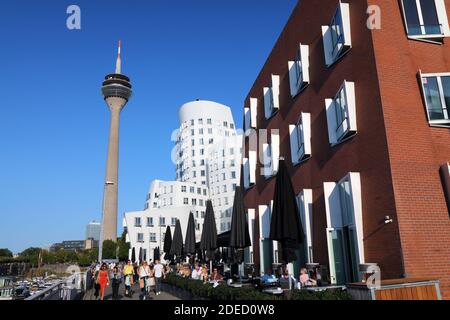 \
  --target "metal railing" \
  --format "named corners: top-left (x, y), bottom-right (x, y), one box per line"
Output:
top-left (25, 272), bottom-right (87, 301)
